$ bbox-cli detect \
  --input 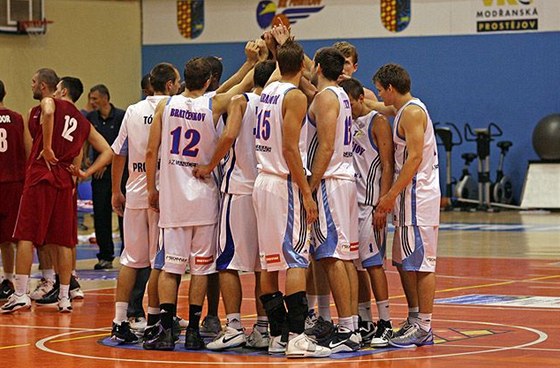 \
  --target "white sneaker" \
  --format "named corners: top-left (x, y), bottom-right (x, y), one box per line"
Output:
top-left (268, 335), bottom-right (288, 354)
top-left (247, 326), bottom-right (270, 349)
top-left (1, 293), bottom-right (31, 313)
top-left (286, 332), bottom-right (331, 358)
top-left (176, 316), bottom-right (189, 329)
top-left (350, 331), bottom-right (362, 346)
top-left (129, 316), bottom-right (147, 333)
top-left (69, 288), bottom-right (84, 300)
top-left (30, 278), bottom-right (54, 300)
top-left (206, 326), bottom-right (246, 350)
top-left (58, 297), bottom-right (72, 313)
